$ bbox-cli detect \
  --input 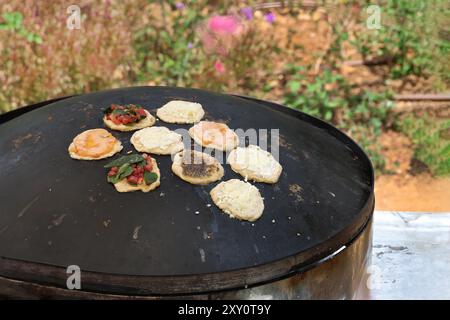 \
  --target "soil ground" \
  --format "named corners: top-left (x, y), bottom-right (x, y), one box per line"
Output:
top-left (375, 174), bottom-right (450, 212)
top-left (374, 130), bottom-right (450, 212)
